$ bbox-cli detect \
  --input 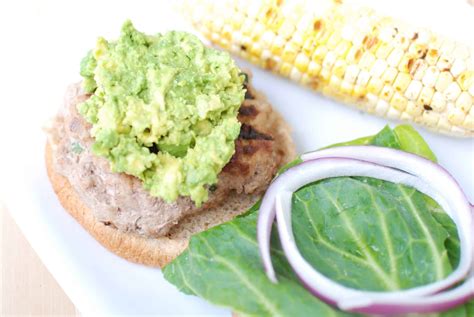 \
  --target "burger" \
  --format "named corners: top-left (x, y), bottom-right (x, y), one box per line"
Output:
top-left (46, 21), bottom-right (295, 267)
